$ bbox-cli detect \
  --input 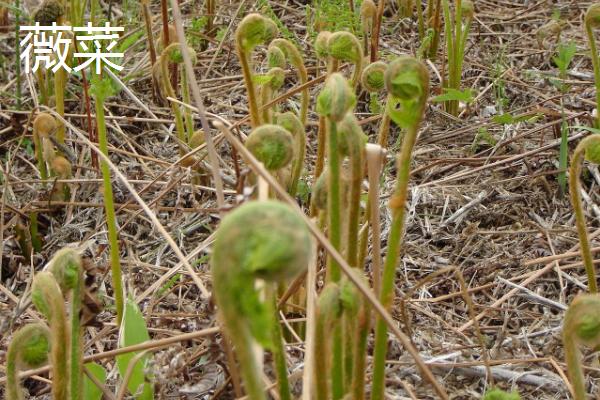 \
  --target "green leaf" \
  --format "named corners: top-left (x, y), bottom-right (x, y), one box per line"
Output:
top-left (116, 298), bottom-right (154, 400)
top-left (83, 362), bottom-right (107, 400)
top-left (387, 97), bottom-right (420, 129)
top-left (22, 138), bottom-right (34, 157)
top-left (432, 88), bottom-right (475, 104)
top-left (575, 126), bottom-right (600, 135)
top-left (553, 41), bottom-right (576, 77)
top-left (492, 113), bottom-right (515, 125)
